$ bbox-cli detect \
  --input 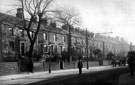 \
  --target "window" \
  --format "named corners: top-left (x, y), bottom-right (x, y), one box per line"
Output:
top-left (60, 46), bottom-right (62, 53)
top-left (9, 28), bottom-right (14, 36)
top-left (20, 30), bottom-right (24, 37)
top-left (43, 33), bottom-right (47, 40)
top-left (54, 45), bottom-right (57, 52)
top-left (54, 34), bottom-right (57, 41)
top-left (20, 43), bottom-right (25, 55)
top-left (50, 45), bottom-right (54, 54)
top-left (44, 45), bottom-right (48, 53)
top-left (9, 41), bottom-right (14, 51)
top-left (63, 36), bottom-right (66, 42)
